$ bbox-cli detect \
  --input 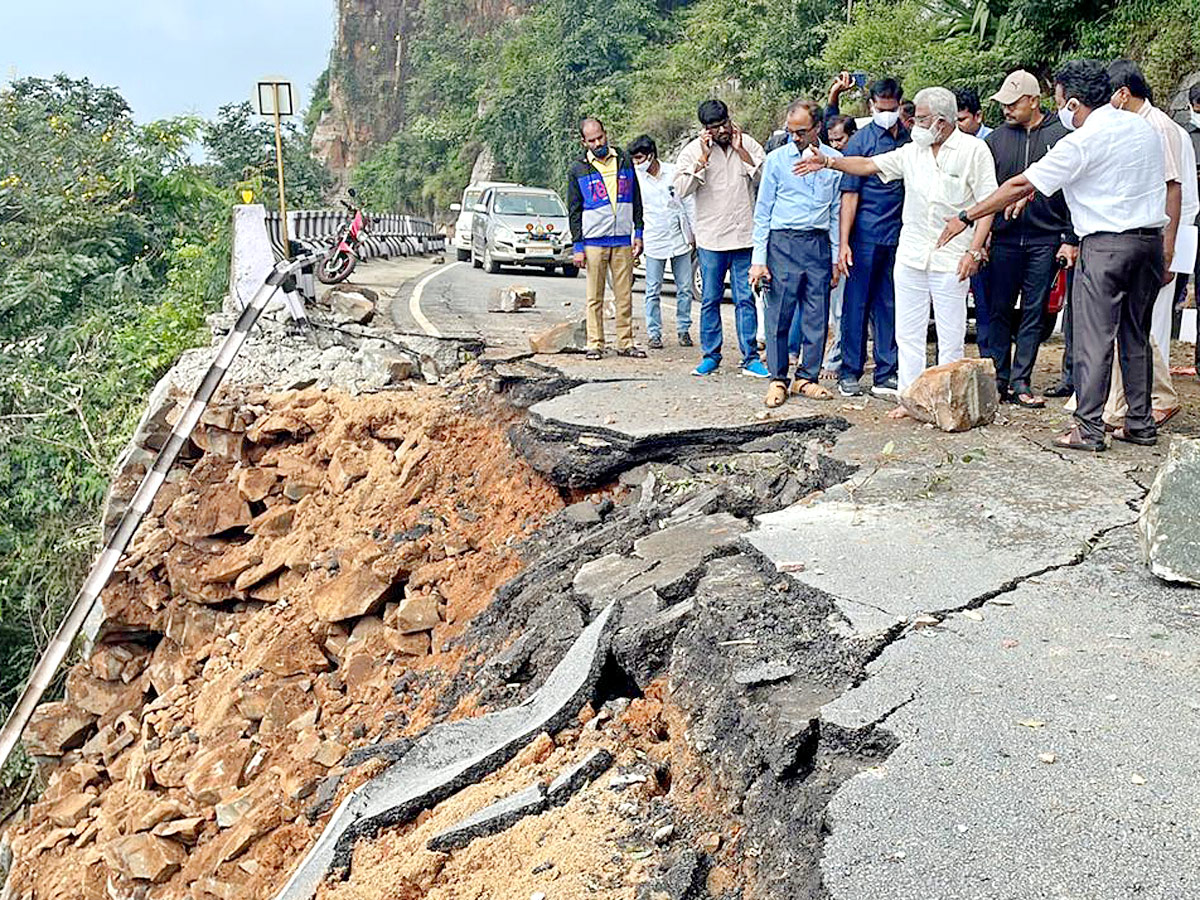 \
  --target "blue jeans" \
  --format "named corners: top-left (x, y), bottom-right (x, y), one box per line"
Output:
top-left (766, 230), bottom-right (831, 382)
top-left (697, 246), bottom-right (757, 367)
top-left (839, 239), bottom-right (898, 383)
top-left (644, 252), bottom-right (694, 340)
